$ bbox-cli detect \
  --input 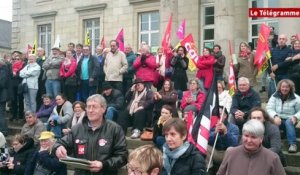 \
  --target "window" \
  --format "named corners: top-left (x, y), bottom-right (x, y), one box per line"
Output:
top-left (202, 6), bottom-right (214, 49)
top-left (249, 0), bottom-right (279, 48)
top-left (84, 18), bottom-right (100, 54)
top-left (139, 11), bottom-right (159, 52)
top-left (38, 24), bottom-right (51, 56)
